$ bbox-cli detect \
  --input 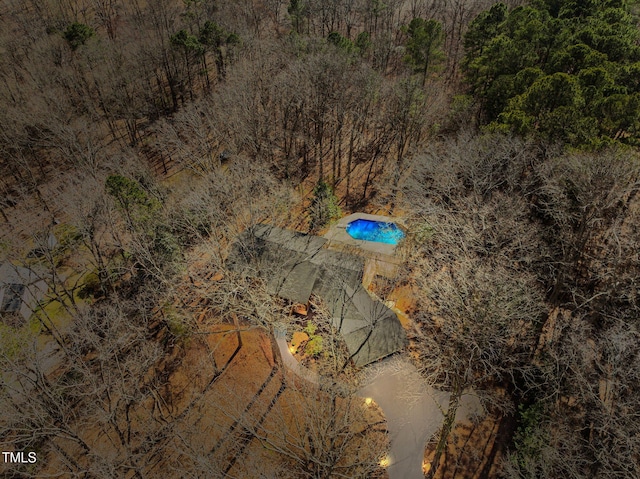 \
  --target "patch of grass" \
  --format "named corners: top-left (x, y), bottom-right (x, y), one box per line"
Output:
top-left (303, 322), bottom-right (323, 356)
top-left (53, 223), bottom-right (82, 248)
top-left (0, 321), bottom-right (33, 359)
top-left (77, 271), bottom-right (102, 300)
top-left (414, 221), bottom-right (435, 244)
top-left (304, 322), bottom-right (317, 336)
top-left (60, 267), bottom-right (107, 304)
top-left (305, 336), bottom-right (323, 356)
top-left (27, 314), bottom-right (42, 335)
top-left (35, 296), bottom-right (74, 334)
top-left (162, 305), bottom-right (191, 345)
